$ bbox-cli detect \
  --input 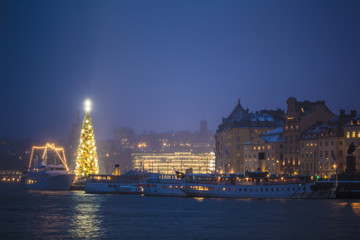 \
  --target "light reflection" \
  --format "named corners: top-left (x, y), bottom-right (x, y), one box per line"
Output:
top-left (350, 202), bottom-right (360, 216)
top-left (194, 197), bottom-right (205, 202)
top-left (70, 192), bottom-right (102, 239)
